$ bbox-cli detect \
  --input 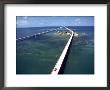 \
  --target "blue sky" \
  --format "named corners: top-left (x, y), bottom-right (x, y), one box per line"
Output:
top-left (16, 16), bottom-right (94, 28)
